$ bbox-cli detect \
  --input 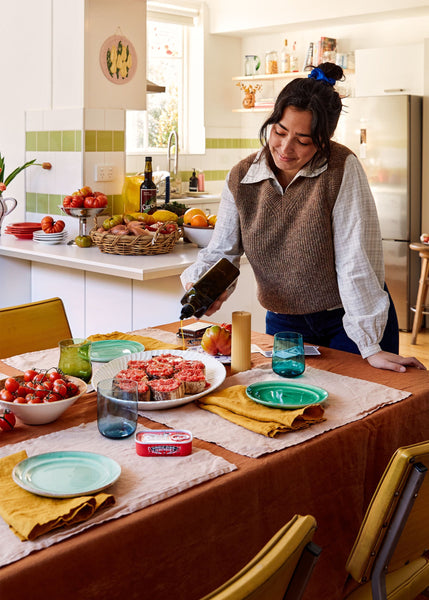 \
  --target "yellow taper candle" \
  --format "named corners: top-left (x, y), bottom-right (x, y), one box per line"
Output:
top-left (231, 311), bottom-right (252, 374)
